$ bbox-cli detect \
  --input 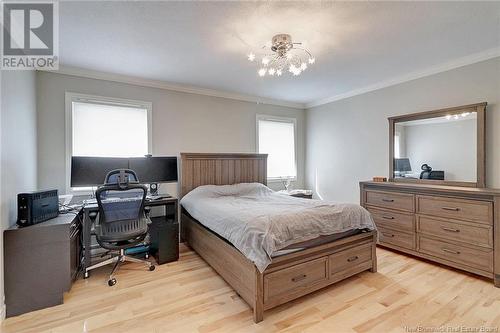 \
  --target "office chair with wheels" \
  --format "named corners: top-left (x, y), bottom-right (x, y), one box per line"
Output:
top-left (85, 169), bottom-right (154, 286)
